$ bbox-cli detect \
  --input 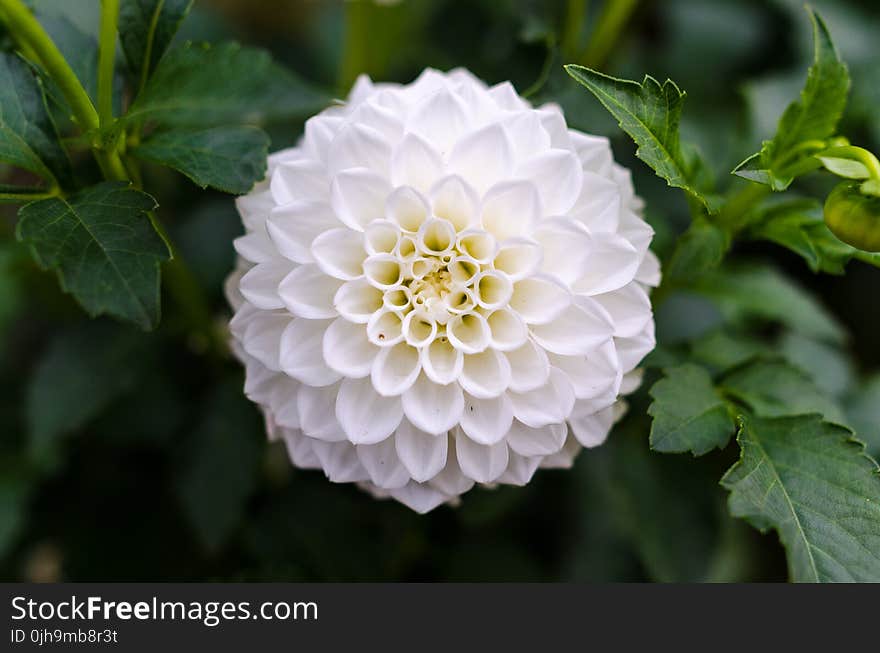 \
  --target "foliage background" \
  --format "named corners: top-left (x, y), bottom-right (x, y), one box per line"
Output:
top-left (1, 0), bottom-right (879, 582)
